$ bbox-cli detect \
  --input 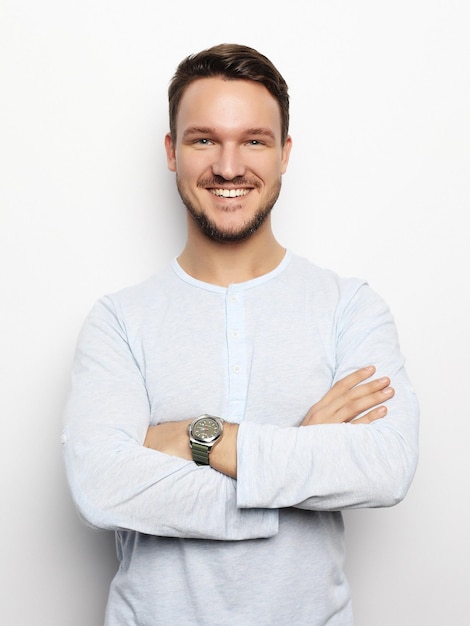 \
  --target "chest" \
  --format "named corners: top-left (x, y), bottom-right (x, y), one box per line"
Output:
top-left (131, 287), bottom-right (337, 426)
